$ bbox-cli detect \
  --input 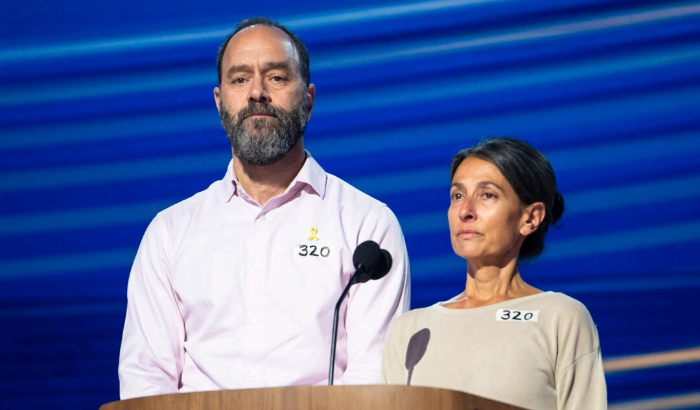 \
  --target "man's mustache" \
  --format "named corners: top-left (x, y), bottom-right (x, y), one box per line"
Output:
top-left (235, 102), bottom-right (283, 124)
